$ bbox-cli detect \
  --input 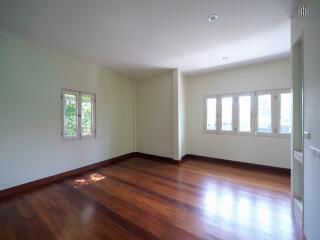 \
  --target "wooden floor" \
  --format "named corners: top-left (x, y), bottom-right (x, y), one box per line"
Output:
top-left (0, 156), bottom-right (304, 240)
